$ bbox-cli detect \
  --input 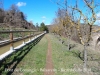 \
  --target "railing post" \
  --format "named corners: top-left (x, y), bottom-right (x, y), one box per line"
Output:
top-left (22, 31), bottom-right (25, 44)
top-left (29, 31), bottom-right (31, 42)
top-left (35, 32), bottom-right (37, 38)
top-left (33, 32), bottom-right (34, 36)
top-left (10, 31), bottom-right (14, 50)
